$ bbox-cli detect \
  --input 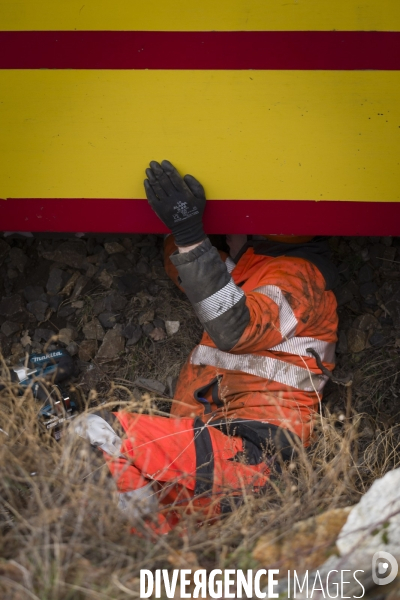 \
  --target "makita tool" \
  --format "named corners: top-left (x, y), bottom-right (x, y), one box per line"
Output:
top-left (4, 349), bottom-right (83, 440)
